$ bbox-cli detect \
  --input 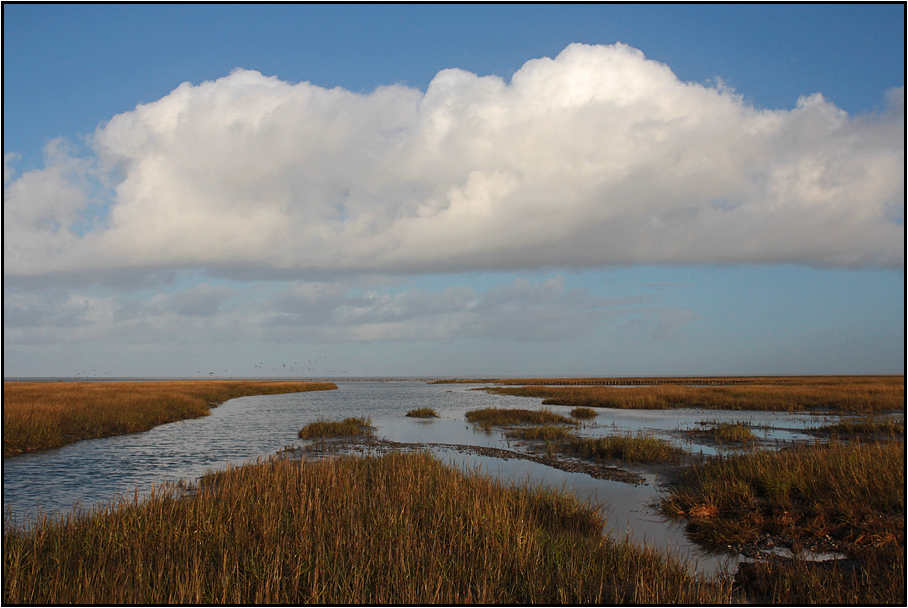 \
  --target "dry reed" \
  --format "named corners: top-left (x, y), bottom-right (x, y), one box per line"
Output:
top-left (465, 407), bottom-right (578, 428)
top-left (506, 426), bottom-right (576, 441)
top-left (660, 441), bottom-right (904, 547)
top-left (406, 408), bottom-right (439, 418)
top-left (485, 377), bottom-right (904, 413)
top-left (3, 381), bottom-right (337, 457)
top-left (660, 441), bottom-right (905, 604)
top-left (3, 453), bottom-right (730, 604)
top-left (297, 417), bottom-right (373, 439)
top-left (567, 433), bottom-right (686, 464)
top-left (570, 407), bottom-right (598, 419)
